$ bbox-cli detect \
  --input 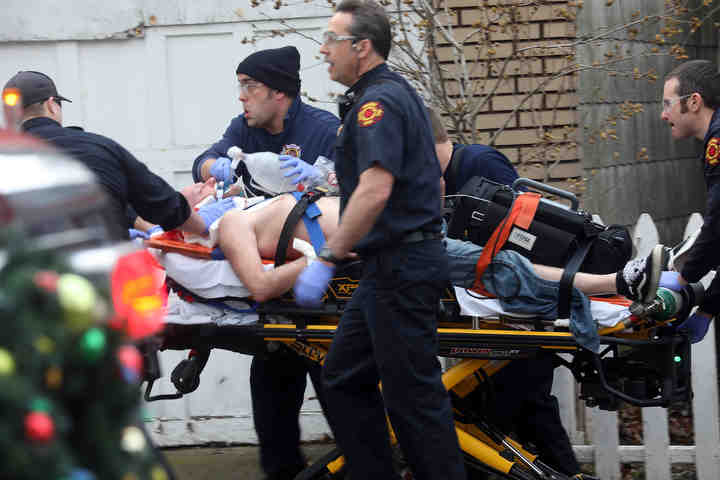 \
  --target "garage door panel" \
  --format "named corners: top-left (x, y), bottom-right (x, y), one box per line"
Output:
top-left (79, 38), bottom-right (148, 149)
top-left (0, 42), bottom-right (61, 100)
top-left (166, 31), bottom-right (241, 147)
